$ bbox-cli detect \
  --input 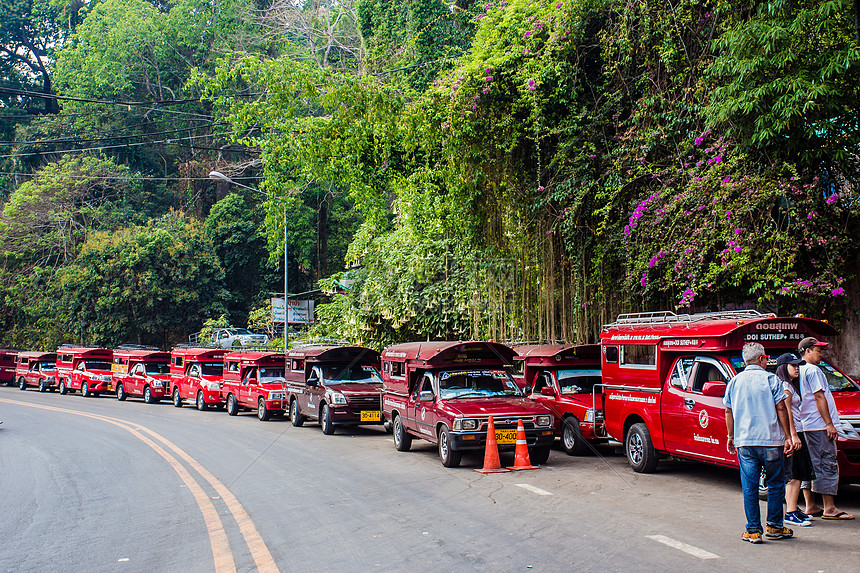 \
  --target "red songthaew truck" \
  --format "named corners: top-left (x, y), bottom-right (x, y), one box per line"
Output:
top-left (56, 345), bottom-right (114, 397)
top-left (15, 351), bottom-right (57, 392)
top-left (221, 351), bottom-right (287, 421)
top-left (597, 310), bottom-right (860, 482)
top-left (513, 344), bottom-right (603, 456)
top-left (285, 344), bottom-right (383, 435)
top-left (381, 341), bottom-right (555, 468)
top-left (1, 350), bottom-right (18, 387)
top-left (169, 347), bottom-right (226, 410)
top-left (112, 346), bottom-right (171, 404)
